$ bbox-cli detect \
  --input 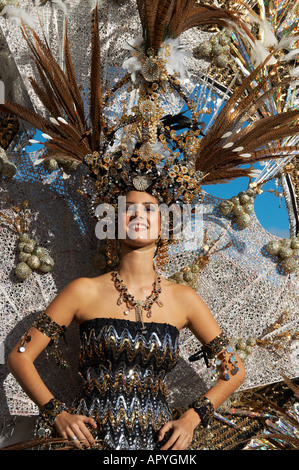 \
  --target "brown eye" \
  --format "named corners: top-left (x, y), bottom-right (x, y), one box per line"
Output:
top-left (146, 204), bottom-right (158, 212)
